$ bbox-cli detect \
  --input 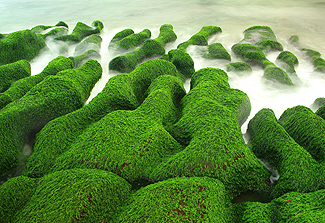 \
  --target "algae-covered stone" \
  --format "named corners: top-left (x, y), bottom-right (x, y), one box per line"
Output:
top-left (31, 21), bottom-right (68, 33)
top-left (235, 201), bottom-right (272, 222)
top-left (23, 74), bottom-right (139, 178)
top-left (276, 50), bottom-right (299, 74)
top-left (289, 35), bottom-right (300, 47)
top-left (316, 100), bottom-right (325, 120)
top-left (150, 68), bottom-right (269, 198)
top-left (0, 60), bottom-right (31, 93)
top-left (110, 29), bottom-right (151, 51)
top-left (177, 26), bottom-right (222, 51)
top-left (110, 28), bottom-right (134, 44)
top-left (202, 42), bottom-right (231, 61)
top-left (302, 48), bottom-right (321, 58)
top-left (0, 29), bottom-right (46, 65)
top-left (73, 34), bottom-right (102, 56)
top-left (109, 24), bottom-right (177, 73)
top-left (54, 20), bottom-right (103, 43)
top-left (311, 97), bottom-right (325, 111)
top-left (69, 49), bottom-right (101, 68)
top-left (278, 105), bottom-right (325, 162)
top-left (232, 43), bottom-right (267, 67)
top-left (0, 56), bottom-right (73, 110)
top-left (301, 48), bottom-right (325, 73)
top-left (116, 177), bottom-right (233, 222)
top-left (247, 108), bottom-right (325, 198)
top-left (226, 62), bottom-right (252, 74)
top-left (160, 49), bottom-right (195, 79)
top-left (0, 59), bottom-right (102, 175)
top-left (1, 169), bottom-right (131, 223)
top-left (262, 61), bottom-right (294, 86)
